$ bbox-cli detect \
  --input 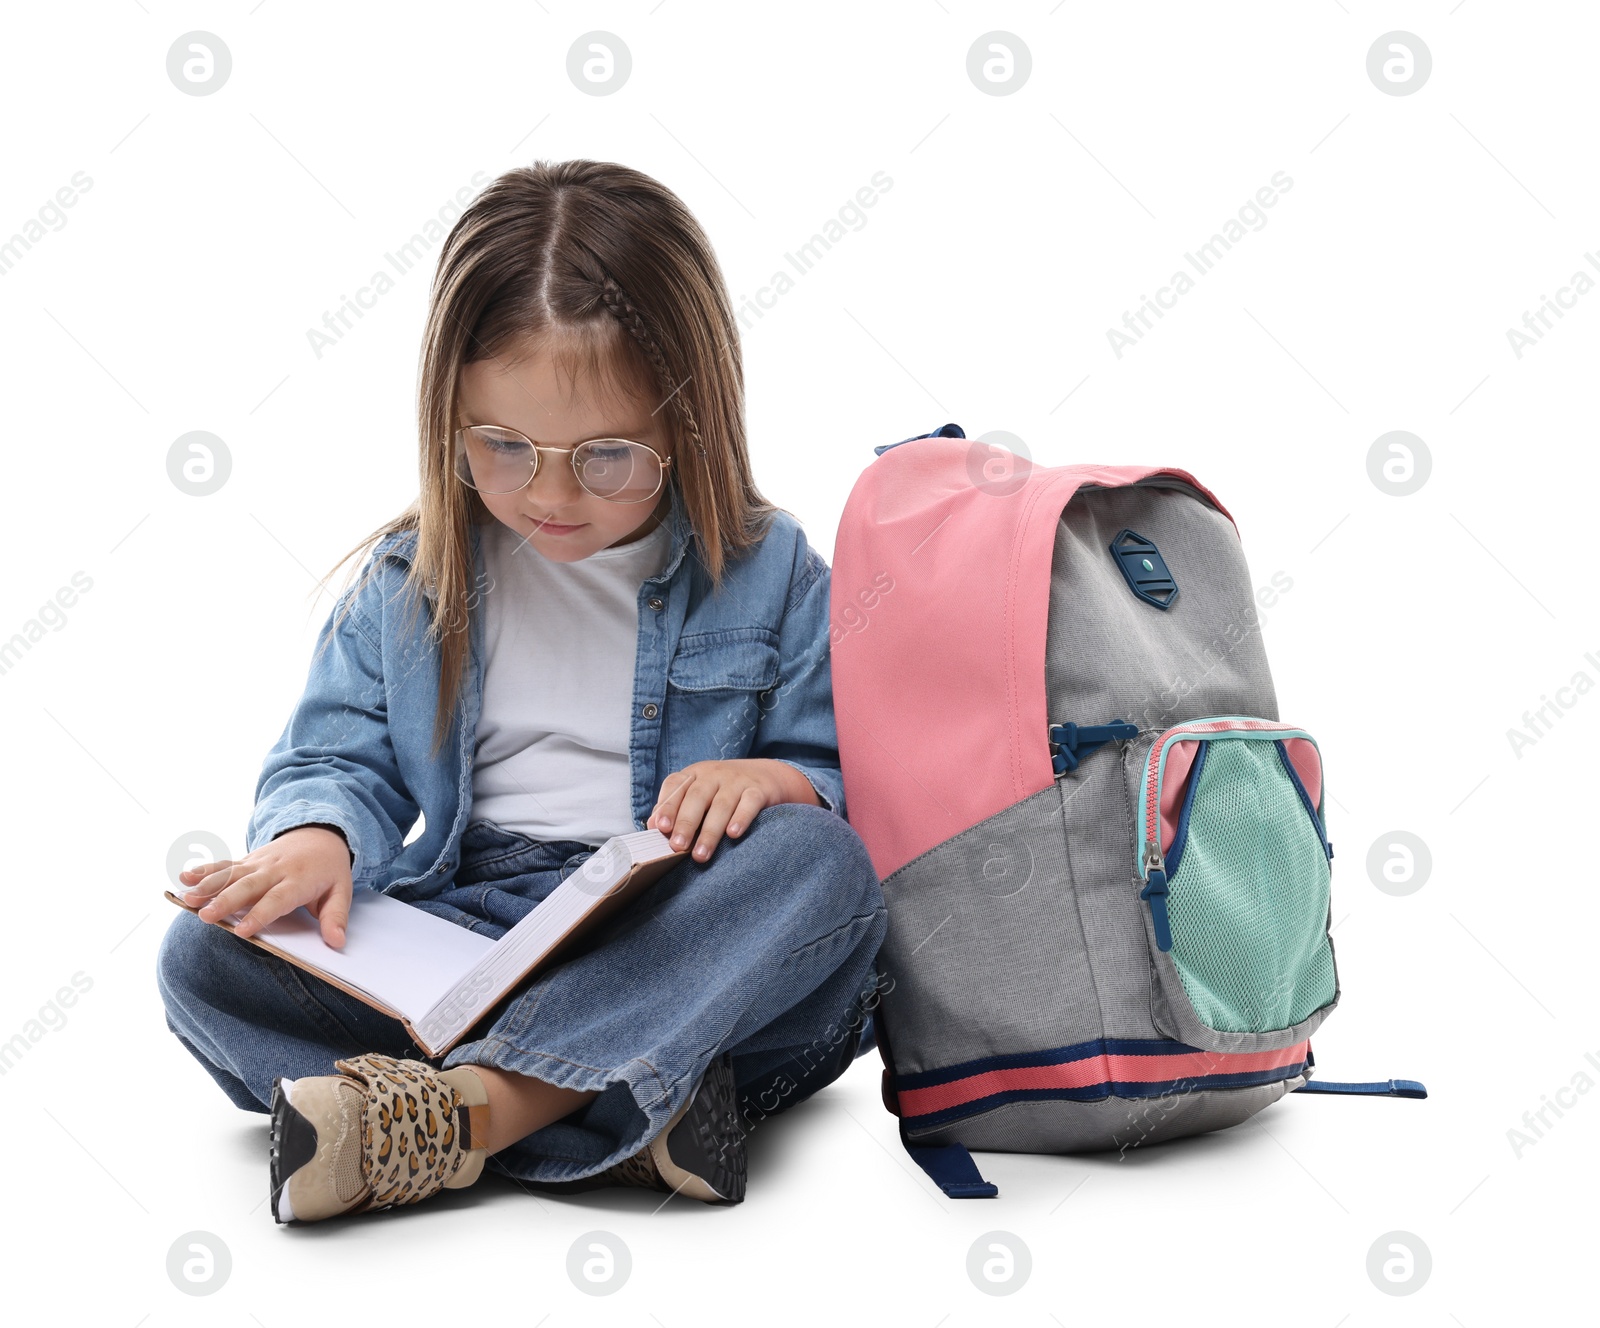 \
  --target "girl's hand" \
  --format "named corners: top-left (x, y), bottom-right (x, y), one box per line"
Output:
top-left (177, 825), bottom-right (354, 948)
top-left (649, 759), bottom-right (819, 863)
